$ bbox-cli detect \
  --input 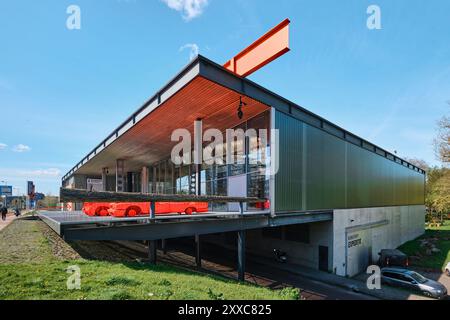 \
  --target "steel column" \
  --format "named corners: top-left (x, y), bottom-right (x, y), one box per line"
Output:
top-left (148, 240), bottom-right (157, 264)
top-left (150, 201), bottom-right (156, 219)
top-left (195, 234), bottom-right (201, 269)
top-left (162, 239), bottom-right (167, 254)
top-left (237, 230), bottom-right (246, 282)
